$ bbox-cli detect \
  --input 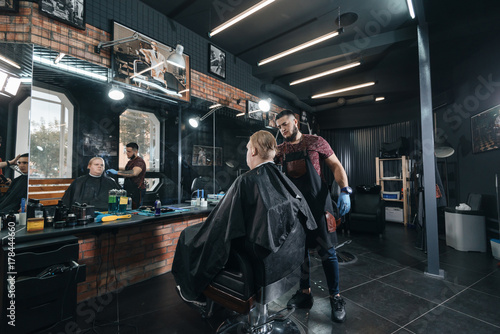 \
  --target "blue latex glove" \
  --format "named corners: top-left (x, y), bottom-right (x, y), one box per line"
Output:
top-left (337, 192), bottom-right (351, 217)
top-left (107, 169), bottom-right (118, 175)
